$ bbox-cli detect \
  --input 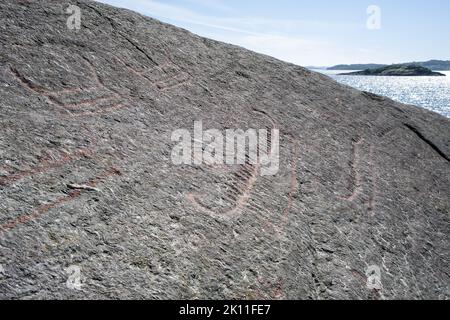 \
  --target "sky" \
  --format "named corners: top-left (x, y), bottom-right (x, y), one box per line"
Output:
top-left (95, 0), bottom-right (450, 67)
